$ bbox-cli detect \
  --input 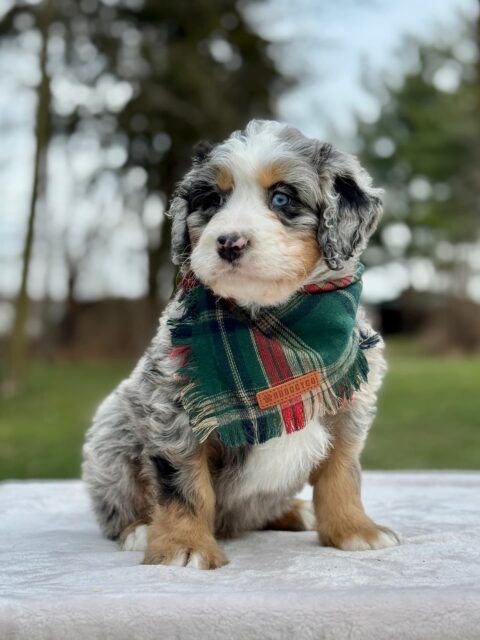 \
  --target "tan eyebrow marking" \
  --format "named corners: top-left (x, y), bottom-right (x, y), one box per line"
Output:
top-left (215, 166), bottom-right (234, 192)
top-left (256, 163), bottom-right (289, 189)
